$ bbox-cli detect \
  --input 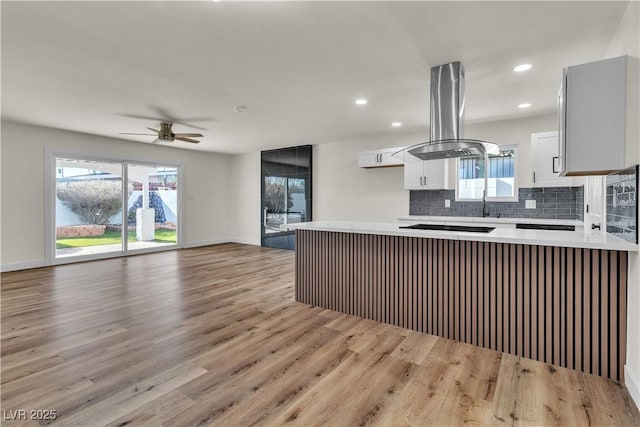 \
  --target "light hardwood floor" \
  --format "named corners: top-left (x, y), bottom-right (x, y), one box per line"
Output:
top-left (1, 243), bottom-right (639, 426)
